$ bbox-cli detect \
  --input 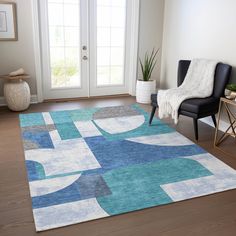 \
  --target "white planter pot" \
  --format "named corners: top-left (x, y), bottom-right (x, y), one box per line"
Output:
top-left (224, 89), bottom-right (231, 96)
top-left (136, 80), bottom-right (156, 104)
